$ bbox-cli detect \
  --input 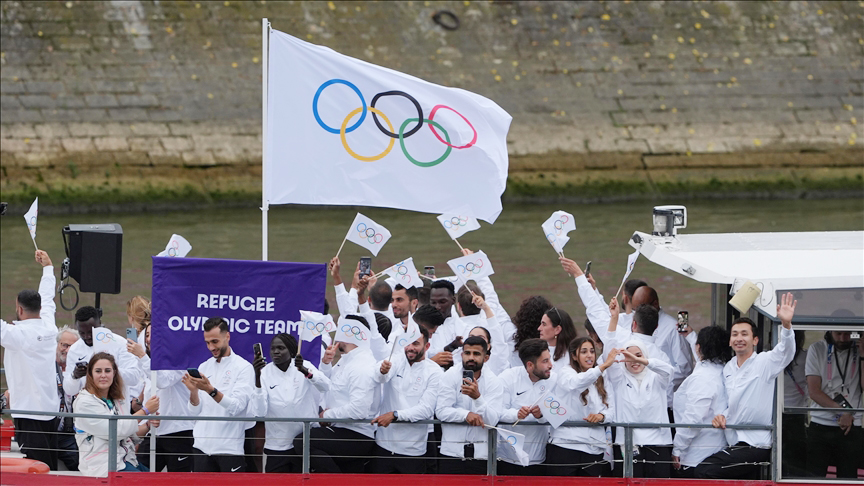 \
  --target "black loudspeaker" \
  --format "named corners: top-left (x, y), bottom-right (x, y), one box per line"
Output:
top-left (62, 223), bottom-right (123, 294)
